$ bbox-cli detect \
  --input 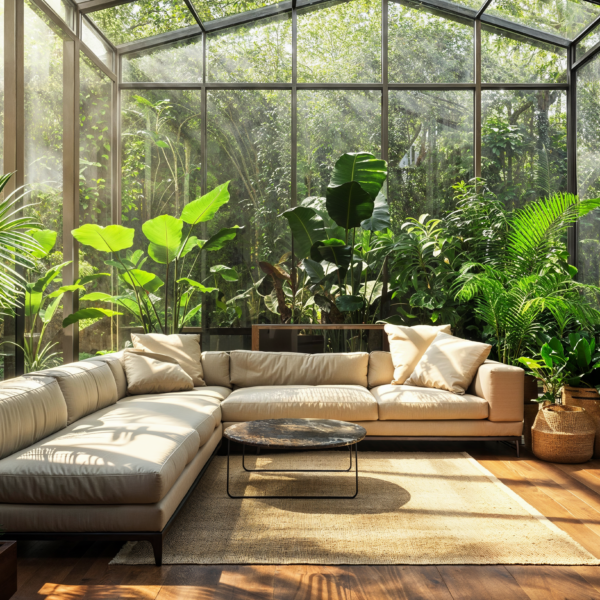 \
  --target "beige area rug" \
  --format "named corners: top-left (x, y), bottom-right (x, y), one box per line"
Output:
top-left (112, 451), bottom-right (600, 565)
